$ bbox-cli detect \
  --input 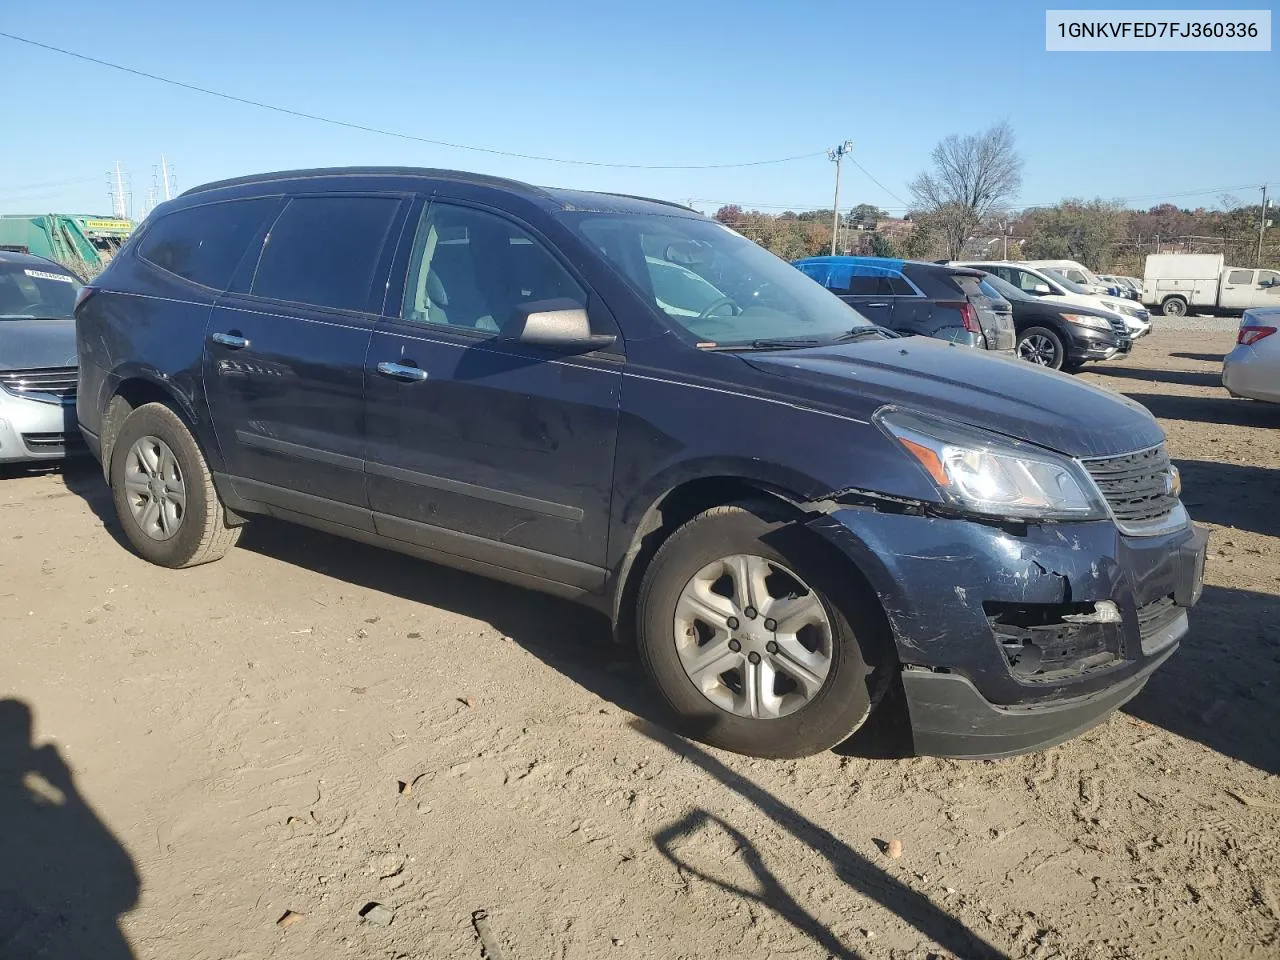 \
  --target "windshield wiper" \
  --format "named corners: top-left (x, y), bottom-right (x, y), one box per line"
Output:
top-left (704, 327), bottom-right (889, 352)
